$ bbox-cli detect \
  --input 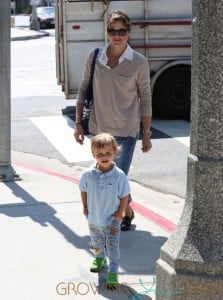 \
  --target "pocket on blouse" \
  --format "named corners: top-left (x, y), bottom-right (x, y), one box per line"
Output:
top-left (117, 74), bottom-right (135, 88)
